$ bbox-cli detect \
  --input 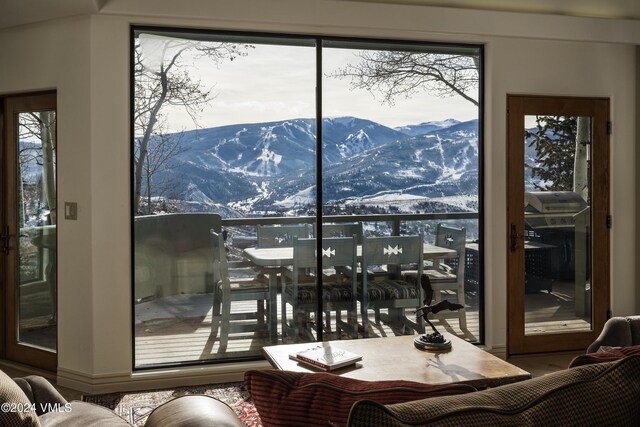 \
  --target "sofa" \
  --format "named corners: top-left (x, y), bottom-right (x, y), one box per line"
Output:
top-left (347, 356), bottom-right (640, 426)
top-left (243, 356), bottom-right (640, 426)
top-left (0, 369), bottom-right (241, 426)
top-left (4, 356), bottom-right (640, 426)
